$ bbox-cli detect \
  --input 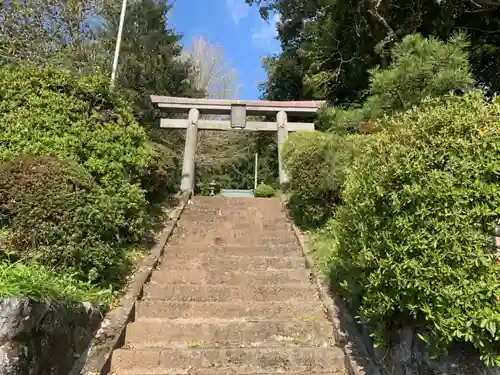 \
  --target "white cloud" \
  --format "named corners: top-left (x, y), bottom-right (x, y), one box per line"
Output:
top-left (226, 0), bottom-right (249, 25)
top-left (251, 13), bottom-right (280, 50)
